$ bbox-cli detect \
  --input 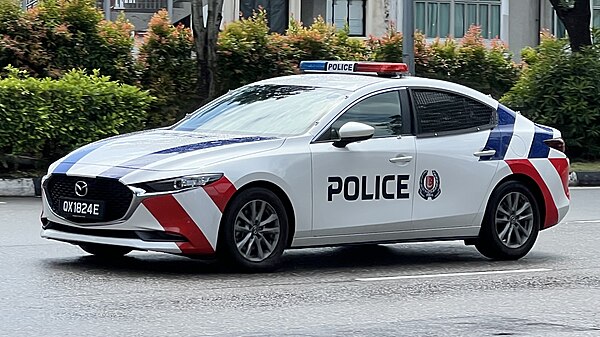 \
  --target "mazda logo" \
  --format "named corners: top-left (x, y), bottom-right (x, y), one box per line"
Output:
top-left (74, 181), bottom-right (88, 197)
